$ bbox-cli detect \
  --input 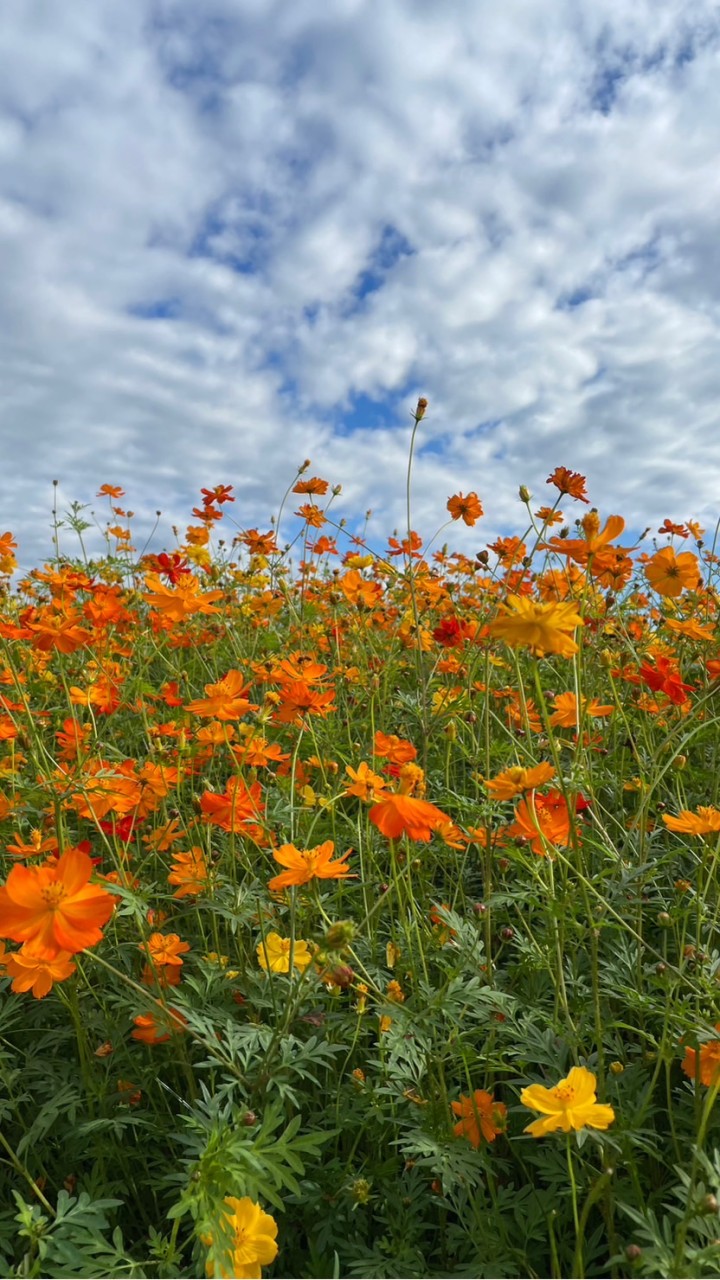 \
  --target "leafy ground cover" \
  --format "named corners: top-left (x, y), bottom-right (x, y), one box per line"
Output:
top-left (0, 405), bottom-right (720, 1277)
